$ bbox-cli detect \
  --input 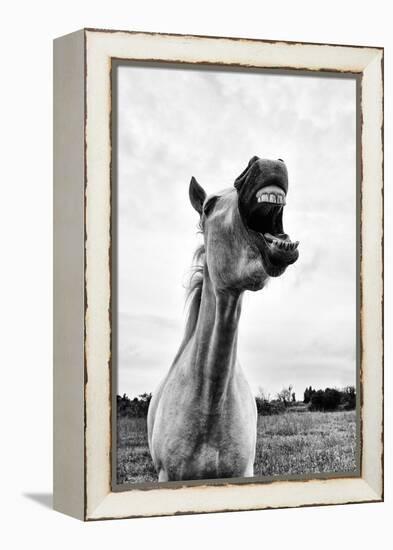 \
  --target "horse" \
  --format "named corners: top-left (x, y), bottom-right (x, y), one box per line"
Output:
top-left (147, 156), bottom-right (299, 481)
